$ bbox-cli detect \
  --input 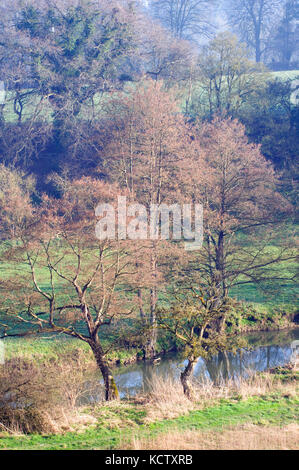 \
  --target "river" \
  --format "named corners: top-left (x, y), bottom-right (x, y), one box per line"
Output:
top-left (107, 329), bottom-right (299, 398)
top-left (77, 328), bottom-right (299, 402)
